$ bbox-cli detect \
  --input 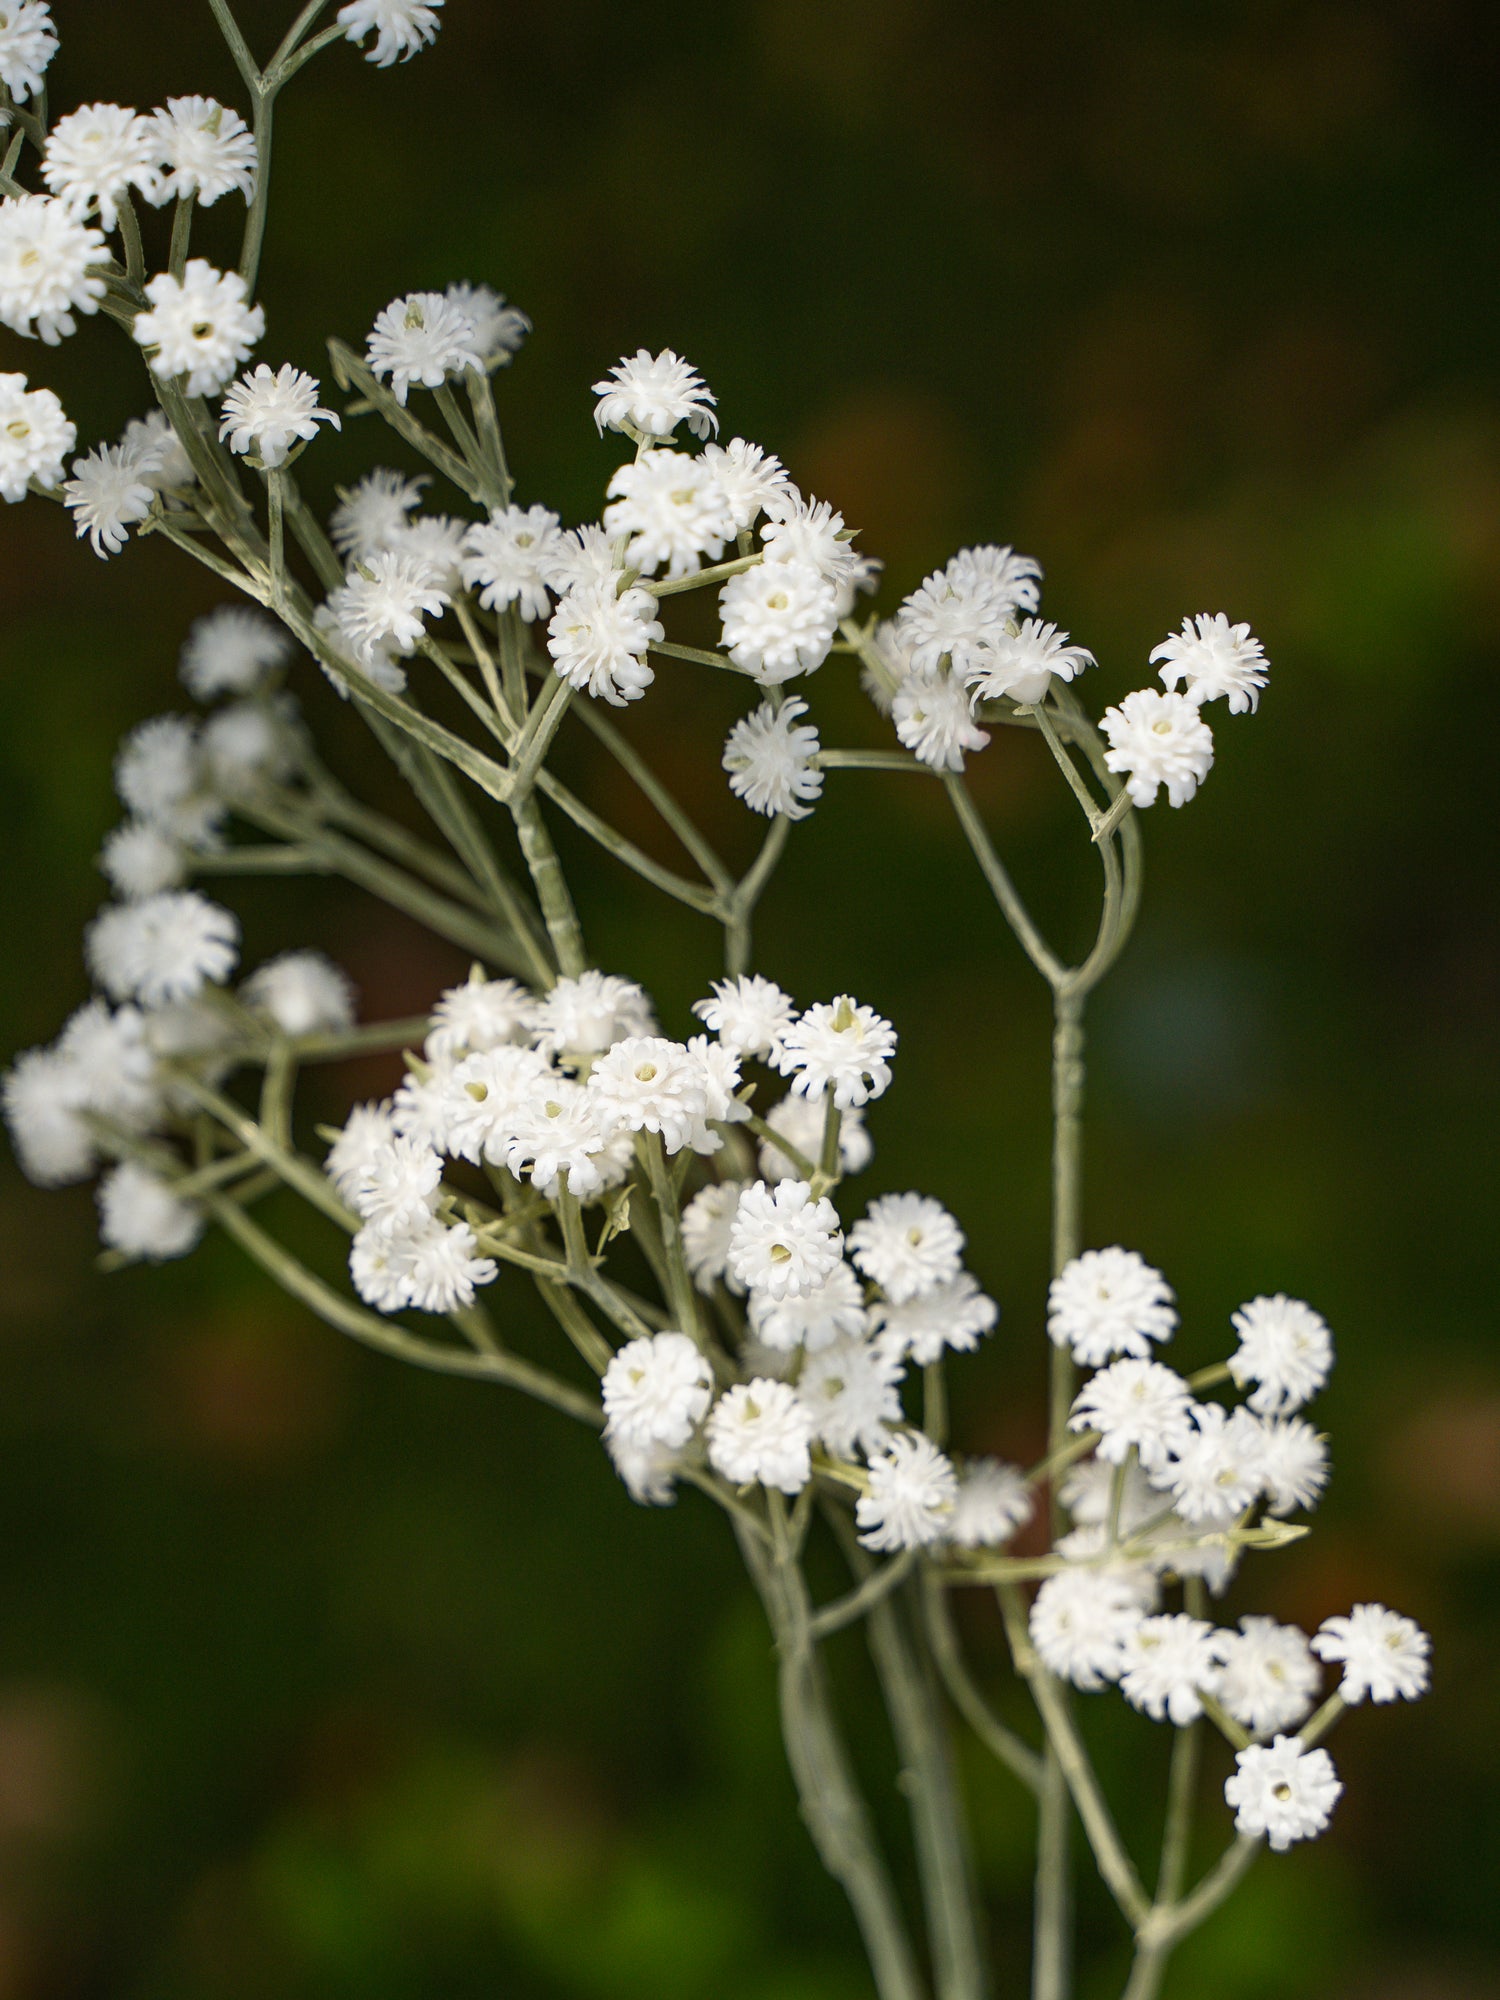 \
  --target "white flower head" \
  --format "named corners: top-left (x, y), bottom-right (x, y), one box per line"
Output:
top-left (895, 544), bottom-right (1041, 674)
top-left (242, 950), bottom-right (356, 1038)
top-left (1224, 1736), bottom-right (1342, 1850)
top-left (0, 370), bottom-right (74, 500)
top-left (330, 467), bottom-right (428, 561)
top-left (946, 1458), bottom-right (1033, 1548)
top-left (1228, 1294), bottom-right (1333, 1415)
top-left (871, 1271), bottom-right (997, 1366)
top-left (425, 970), bottom-right (534, 1064)
top-left (461, 504), bottom-right (564, 620)
top-left (505, 1077), bottom-right (617, 1200)
top-left (1312, 1604), bottom-right (1430, 1705)
top-left (97, 1161), bottom-right (202, 1262)
top-left (849, 1192), bottom-right (964, 1304)
top-left (1100, 689), bottom-right (1214, 810)
top-left (149, 96), bottom-right (257, 207)
top-left (329, 549), bottom-right (449, 663)
top-left (179, 606), bottom-right (290, 700)
top-left (201, 696), bottom-right (300, 792)
top-left (367, 289), bottom-right (481, 404)
top-left (857, 1432), bottom-right (957, 1550)
top-left (777, 994), bottom-right (896, 1109)
top-left (1157, 1402), bottom-right (1267, 1524)
top-left (1119, 1614), bottom-right (1225, 1726)
top-left (1029, 1569), bottom-right (1144, 1691)
top-left (120, 411), bottom-right (195, 491)
top-left (541, 523), bottom-right (622, 595)
top-left (325, 1101), bottom-right (397, 1203)
top-left (758, 1090), bottom-right (872, 1183)
top-left (219, 364), bottom-right (338, 468)
top-left (799, 1332), bottom-right (905, 1460)
top-left (134, 260), bottom-right (264, 399)
top-left (604, 448), bottom-right (735, 579)
top-left (42, 103), bottom-right (160, 228)
top-left (726, 1179), bottom-right (843, 1301)
top-left (1217, 1617), bottom-right (1321, 1735)
top-left (719, 559), bottom-right (839, 682)
top-left (445, 282), bottom-right (529, 363)
top-left (63, 443), bottom-right (155, 557)
top-left (547, 580), bottom-right (662, 705)
top-left (1258, 1415), bottom-right (1329, 1515)
top-left (892, 665), bottom-right (990, 771)
top-left (1152, 614), bottom-right (1268, 714)
top-left (337, 0), bottom-right (444, 66)
top-left (1048, 1248), bottom-right (1178, 1367)
top-left (1070, 1358), bottom-right (1195, 1470)
top-left (99, 820), bottom-right (186, 899)
top-left (0, 2), bottom-right (57, 102)
top-left (592, 347), bottom-right (717, 441)
top-left (759, 490), bottom-right (874, 616)
top-left (722, 697), bottom-right (823, 821)
top-left (2, 1044), bottom-right (93, 1187)
top-left (692, 975), bottom-right (798, 1062)
top-left (347, 1131), bottom-right (443, 1236)
top-left (86, 890), bottom-right (239, 1006)
top-left (707, 1378), bottom-right (814, 1493)
top-left (404, 1214), bottom-right (496, 1314)
top-left (749, 1259), bottom-right (868, 1354)
top-left (682, 1180), bottom-right (744, 1294)
top-left (530, 971), bottom-right (655, 1060)
top-left (965, 618), bottom-right (1096, 707)
top-left (586, 1035), bottom-right (707, 1155)
top-left (602, 1331), bottom-right (712, 1450)
top-left (700, 437), bottom-right (790, 530)
top-left (0, 194), bottom-right (108, 345)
